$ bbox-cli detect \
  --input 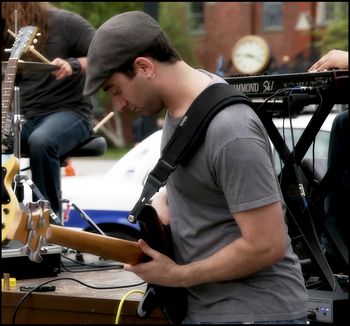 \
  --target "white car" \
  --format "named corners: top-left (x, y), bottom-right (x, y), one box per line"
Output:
top-left (61, 130), bottom-right (162, 240)
top-left (272, 110), bottom-right (338, 179)
top-left (61, 109), bottom-right (340, 239)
